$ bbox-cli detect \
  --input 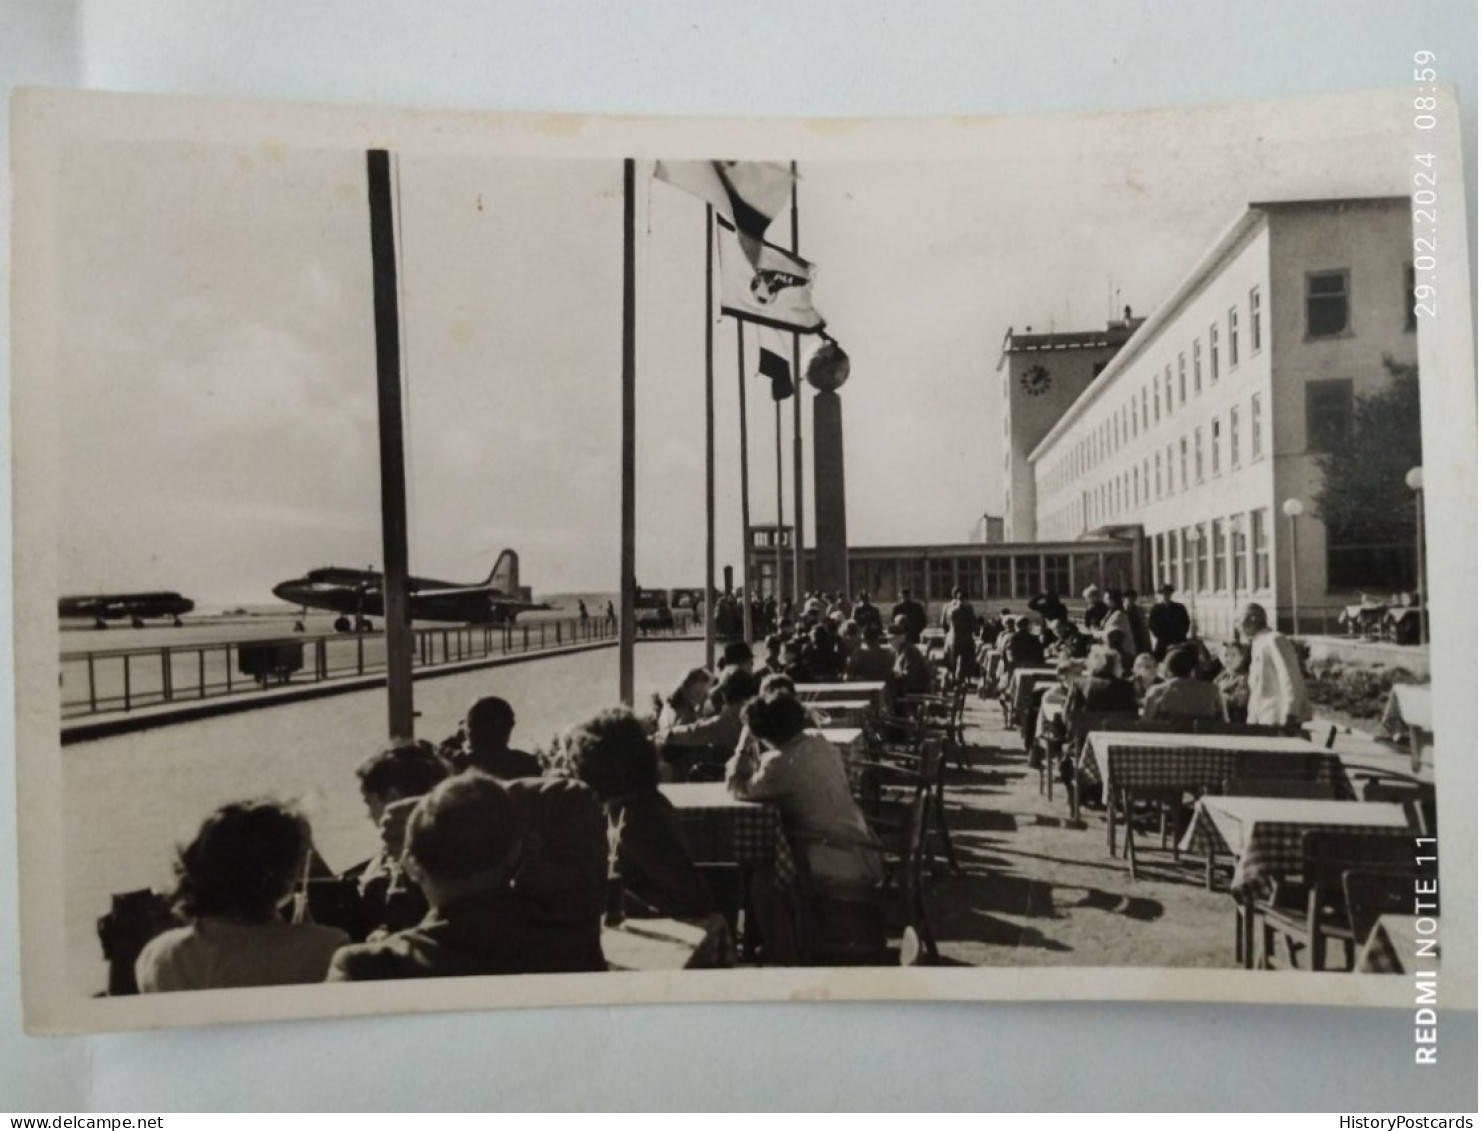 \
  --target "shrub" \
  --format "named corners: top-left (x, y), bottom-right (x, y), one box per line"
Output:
top-left (1304, 659), bottom-right (1423, 720)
